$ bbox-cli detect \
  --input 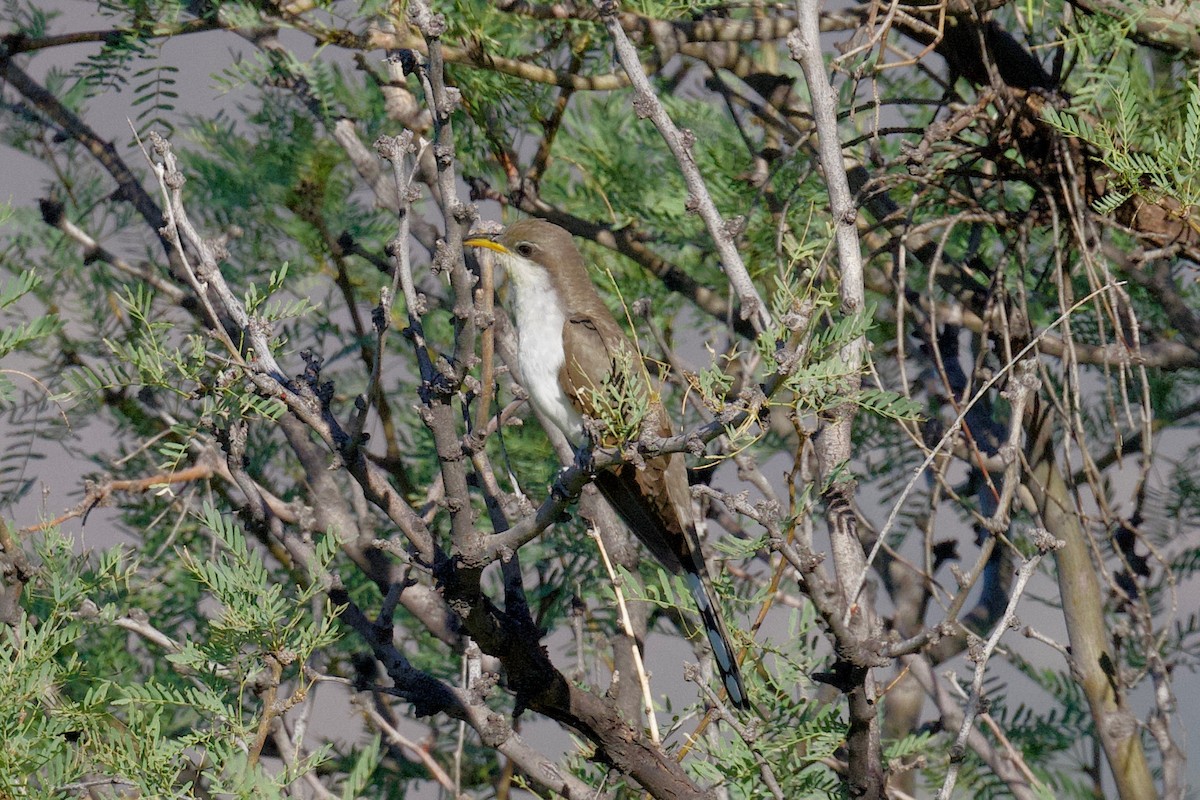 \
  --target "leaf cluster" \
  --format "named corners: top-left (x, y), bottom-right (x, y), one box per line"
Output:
top-left (0, 510), bottom-right (343, 798)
